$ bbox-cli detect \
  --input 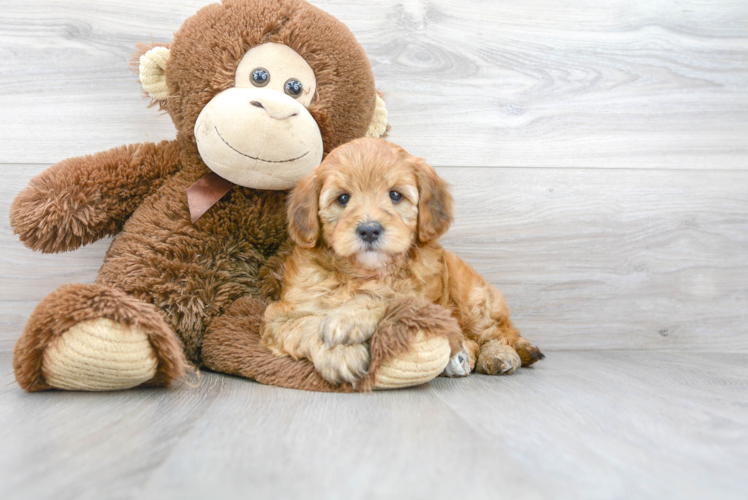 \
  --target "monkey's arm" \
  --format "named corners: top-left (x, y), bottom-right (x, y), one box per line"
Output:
top-left (10, 140), bottom-right (182, 253)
